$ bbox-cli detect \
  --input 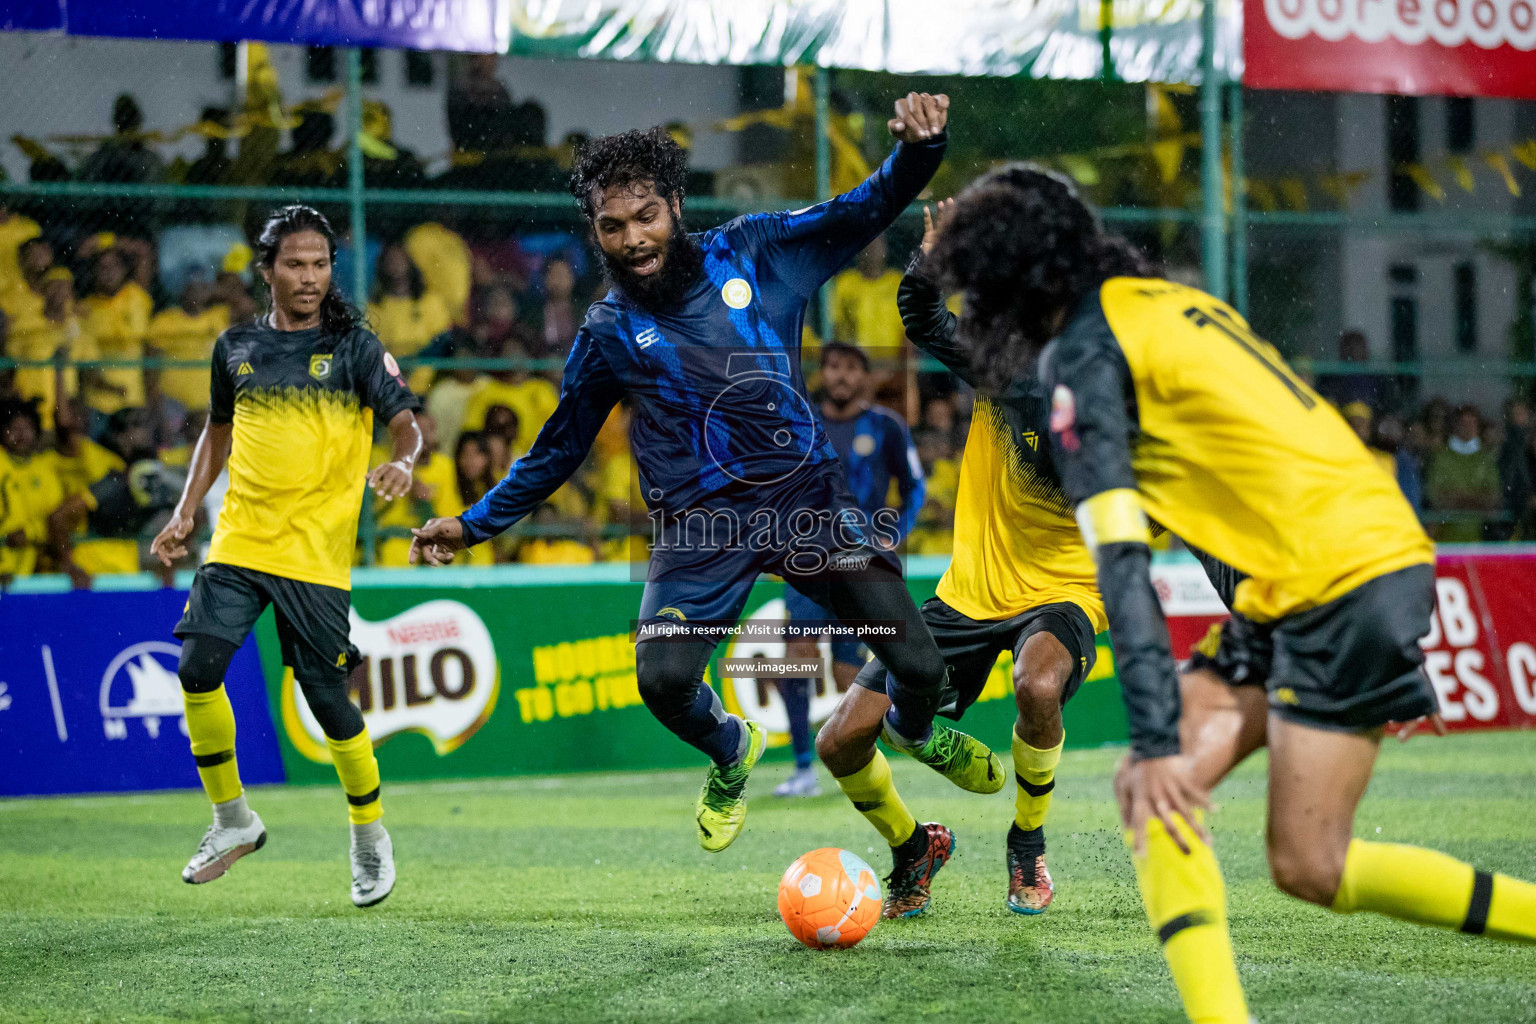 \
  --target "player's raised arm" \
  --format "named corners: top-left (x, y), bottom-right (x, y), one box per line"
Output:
top-left (1041, 327), bottom-right (1208, 853)
top-left (754, 93), bottom-right (949, 297)
top-left (410, 328), bottom-right (625, 566)
top-left (897, 199), bottom-right (976, 383)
